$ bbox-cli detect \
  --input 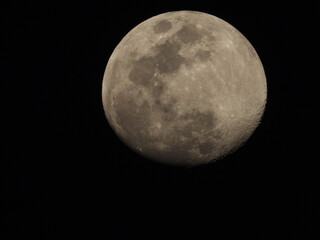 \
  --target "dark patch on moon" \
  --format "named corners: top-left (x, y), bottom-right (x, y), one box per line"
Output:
top-left (155, 40), bottom-right (186, 73)
top-left (129, 56), bottom-right (156, 86)
top-left (196, 49), bottom-right (211, 61)
top-left (175, 25), bottom-right (202, 44)
top-left (153, 20), bottom-right (172, 34)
